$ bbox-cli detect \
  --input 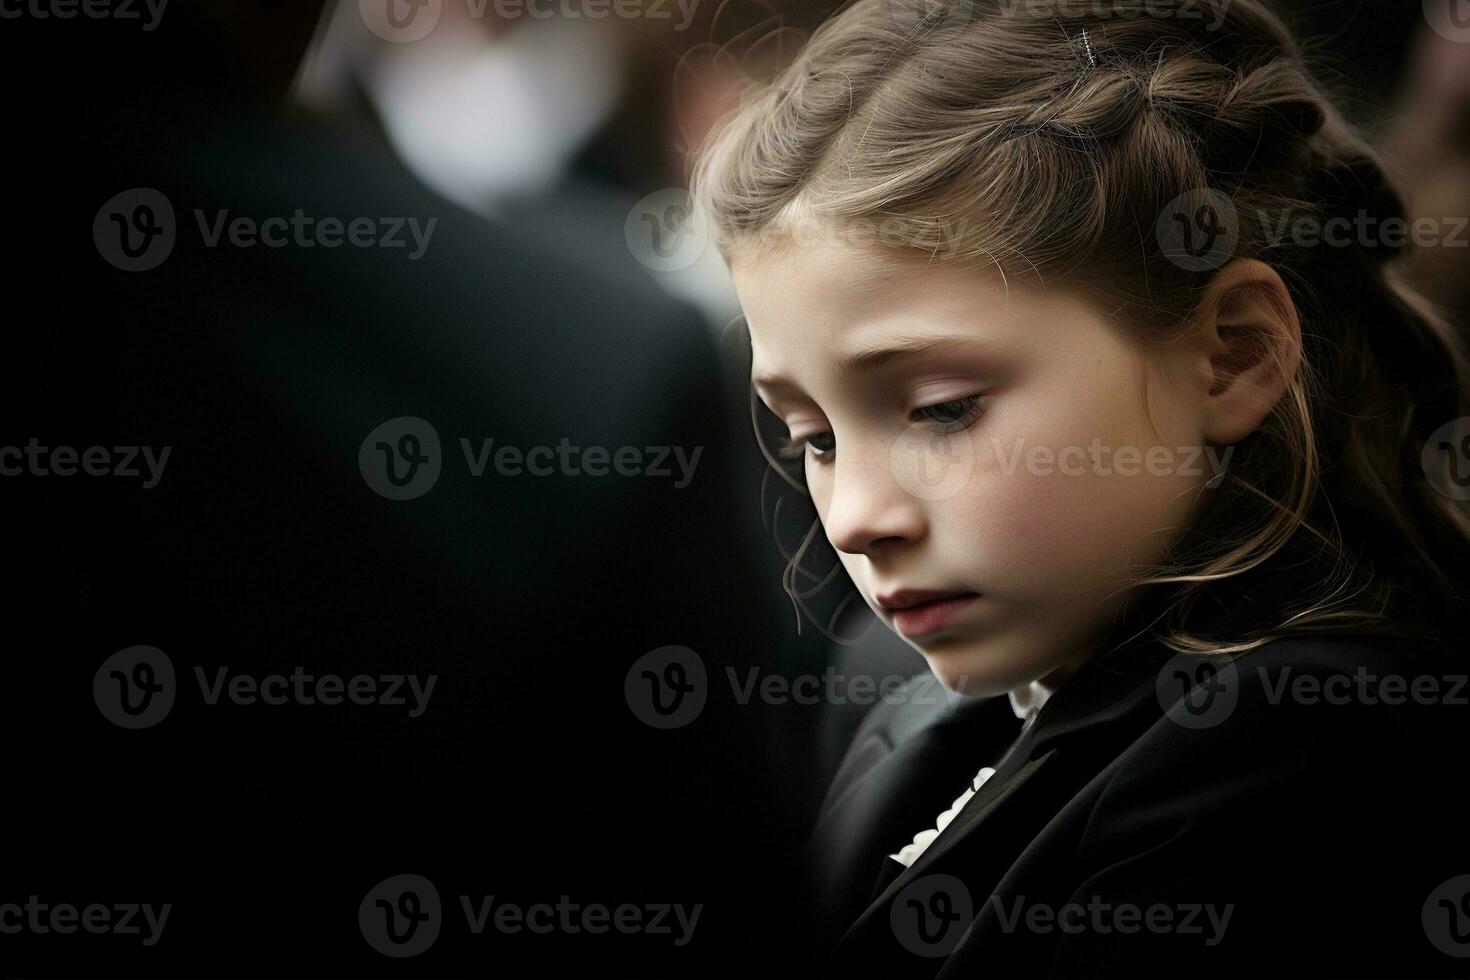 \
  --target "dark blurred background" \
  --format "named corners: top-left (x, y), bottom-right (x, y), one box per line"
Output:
top-left (2, 0), bottom-right (1467, 974)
